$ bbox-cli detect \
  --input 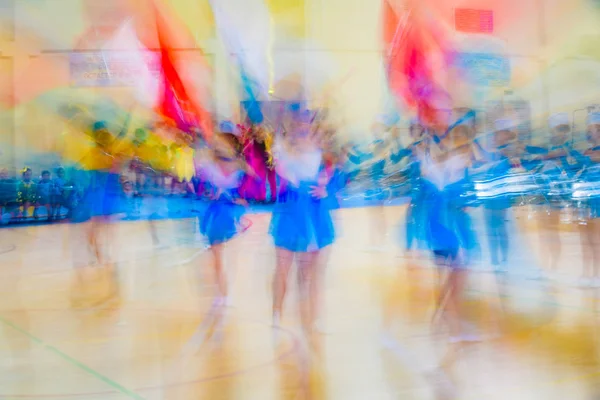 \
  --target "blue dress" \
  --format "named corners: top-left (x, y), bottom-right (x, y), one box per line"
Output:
top-left (471, 150), bottom-right (513, 266)
top-left (199, 165), bottom-right (245, 246)
top-left (402, 144), bottom-right (429, 251)
top-left (524, 143), bottom-right (587, 209)
top-left (421, 154), bottom-right (478, 267)
top-left (70, 169), bottom-right (123, 223)
top-left (269, 148), bottom-right (335, 252)
top-left (90, 170), bottom-right (123, 217)
top-left (576, 146), bottom-right (600, 218)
